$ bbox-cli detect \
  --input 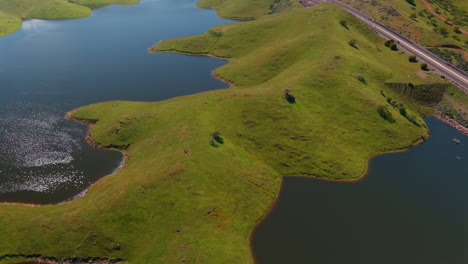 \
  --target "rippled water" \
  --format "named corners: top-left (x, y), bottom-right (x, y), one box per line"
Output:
top-left (0, 0), bottom-right (231, 203)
